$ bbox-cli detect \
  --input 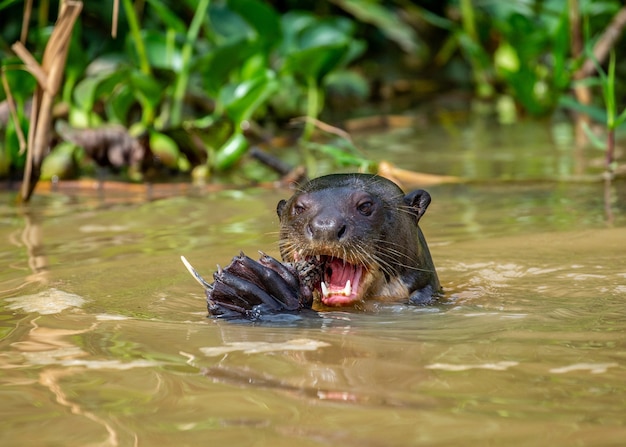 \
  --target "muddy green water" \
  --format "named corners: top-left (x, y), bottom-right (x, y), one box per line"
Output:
top-left (1, 121), bottom-right (626, 446)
